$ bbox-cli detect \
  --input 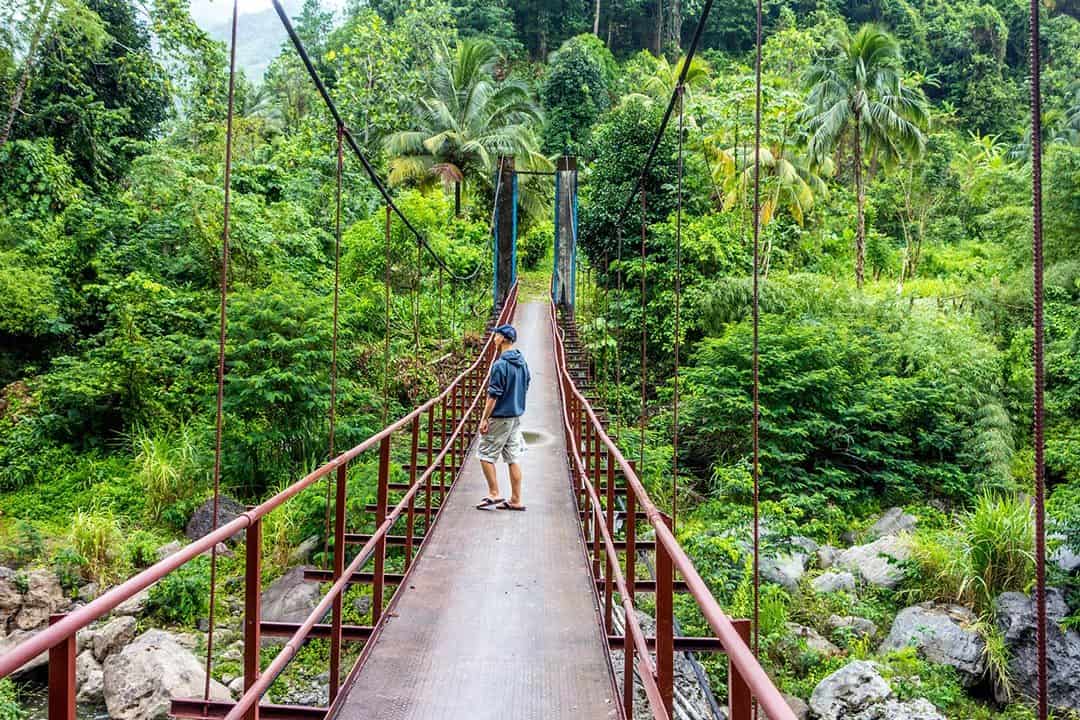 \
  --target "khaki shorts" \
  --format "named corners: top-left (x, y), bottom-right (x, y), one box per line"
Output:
top-left (478, 416), bottom-right (525, 464)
